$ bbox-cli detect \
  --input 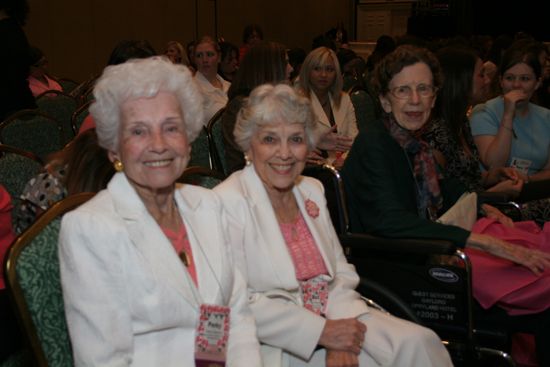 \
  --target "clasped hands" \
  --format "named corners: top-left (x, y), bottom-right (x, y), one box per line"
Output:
top-left (318, 318), bottom-right (366, 367)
